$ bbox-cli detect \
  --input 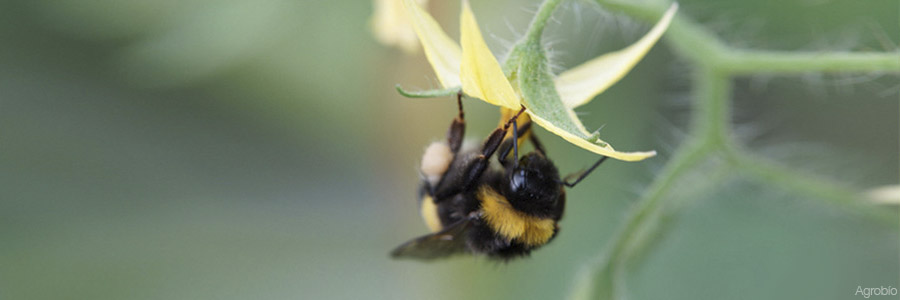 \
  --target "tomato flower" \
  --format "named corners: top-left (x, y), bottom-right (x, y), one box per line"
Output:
top-left (402, 0), bottom-right (677, 161)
